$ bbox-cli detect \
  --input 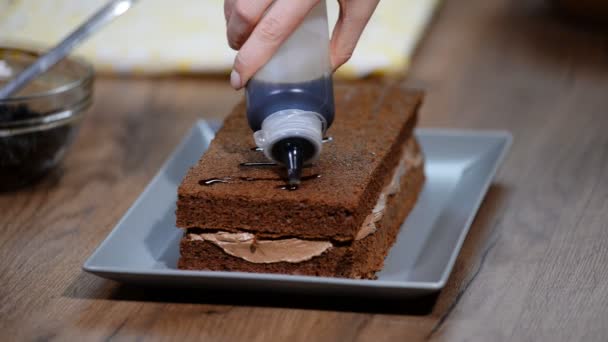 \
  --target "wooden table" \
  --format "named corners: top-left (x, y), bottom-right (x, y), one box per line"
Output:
top-left (2, 0), bottom-right (608, 340)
